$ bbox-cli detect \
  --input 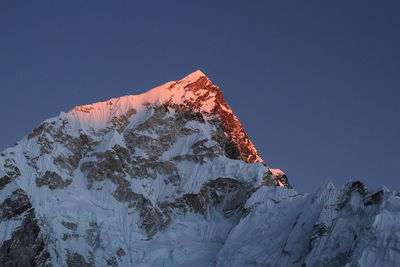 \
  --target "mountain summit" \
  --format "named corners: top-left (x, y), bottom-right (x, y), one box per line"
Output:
top-left (0, 71), bottom-right (398, 266)
top-left (64, 70), bottom-right (289, 185)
